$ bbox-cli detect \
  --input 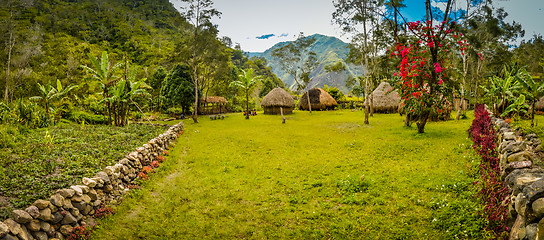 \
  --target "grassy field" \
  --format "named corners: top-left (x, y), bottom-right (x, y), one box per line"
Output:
top-left (92, 110), bottom-right (484, 239)
top-left (0, 121), bottom-right (167, 218)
